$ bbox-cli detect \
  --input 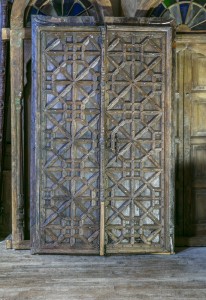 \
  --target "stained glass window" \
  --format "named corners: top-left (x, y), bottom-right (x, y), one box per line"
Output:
top-left (150, 0), bottom-right (206, 31)
top-left (25, 0), bottom-right (96, 26)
